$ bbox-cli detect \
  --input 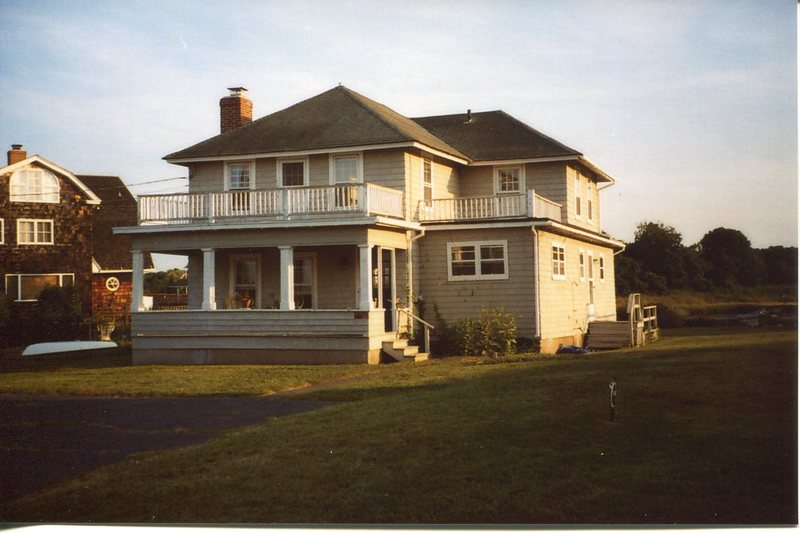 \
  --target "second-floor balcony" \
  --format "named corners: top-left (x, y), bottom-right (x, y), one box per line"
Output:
top-left (418, 190), bottom-right (563, 223)
top-left (136, 185), bottom-right (564, 227)
top-left (138, 183), bottom-right (405, 225)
